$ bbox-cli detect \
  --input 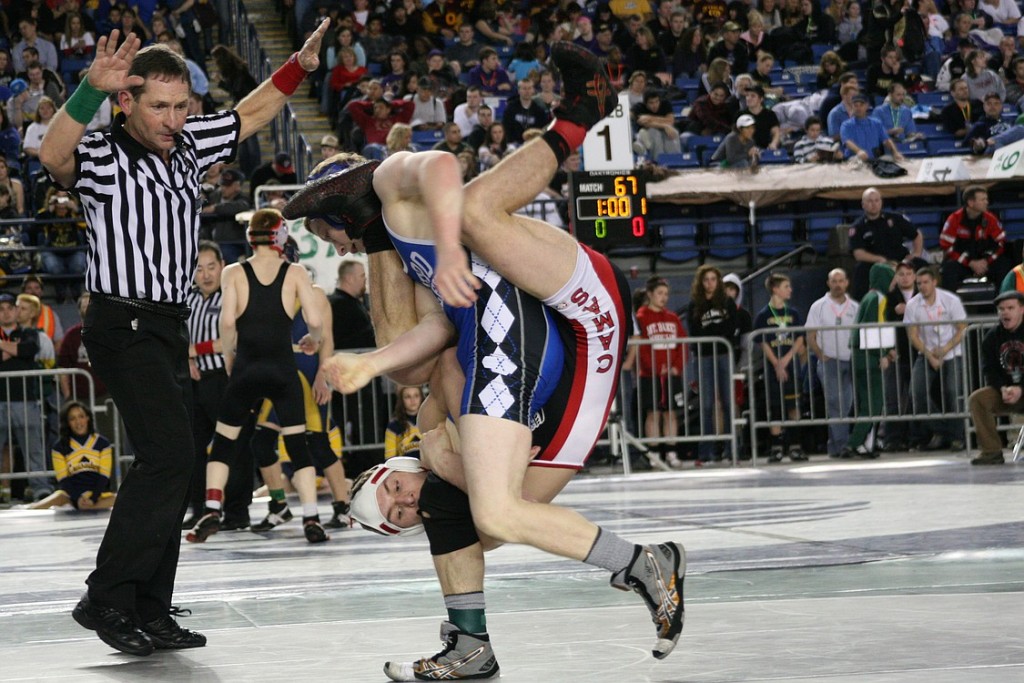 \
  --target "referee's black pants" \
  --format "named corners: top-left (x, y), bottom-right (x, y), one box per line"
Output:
top-left (82, 297), bottom-right (194, 622)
